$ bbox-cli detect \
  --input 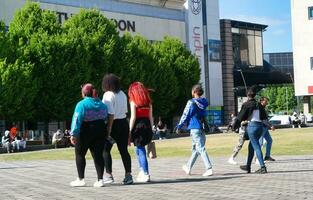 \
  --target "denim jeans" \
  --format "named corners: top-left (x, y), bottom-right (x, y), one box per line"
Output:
top-left (186, 129), bottom-right (212, 170)
top-left (135, 146), bottom-right (149, 174)
top-left (246, 122), bottom-right (265, 168)
top-left (259, 127), bottom-right (273, 157)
